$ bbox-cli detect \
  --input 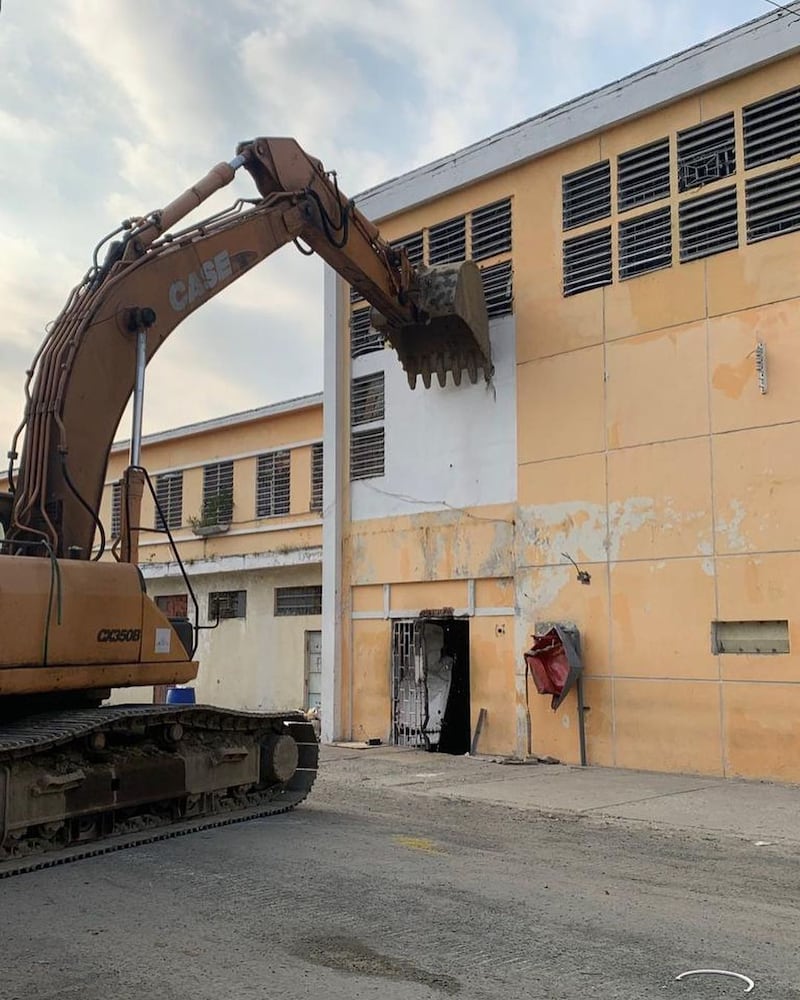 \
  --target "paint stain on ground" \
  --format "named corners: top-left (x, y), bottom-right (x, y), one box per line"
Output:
top-left (393, 834), bottom-right (442, 853)
top-left (293, 935), bottom-right (460, 995)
